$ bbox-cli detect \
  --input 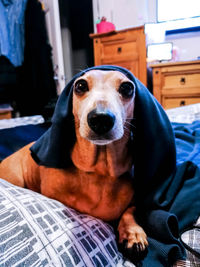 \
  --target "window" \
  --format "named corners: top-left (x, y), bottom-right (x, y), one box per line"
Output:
top-left (157, 0), bottom-right (200, 33)
top-left (157, 0), bottom-right (200, 22)
top-left (147, 43), bottom-right (173, 62)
